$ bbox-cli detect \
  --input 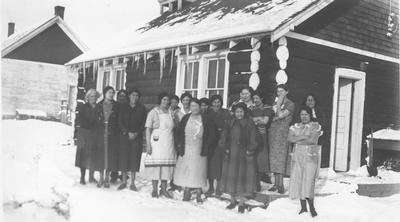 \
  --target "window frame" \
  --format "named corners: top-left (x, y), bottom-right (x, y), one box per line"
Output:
top-left (175, 50), bottom-right (229, 108)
